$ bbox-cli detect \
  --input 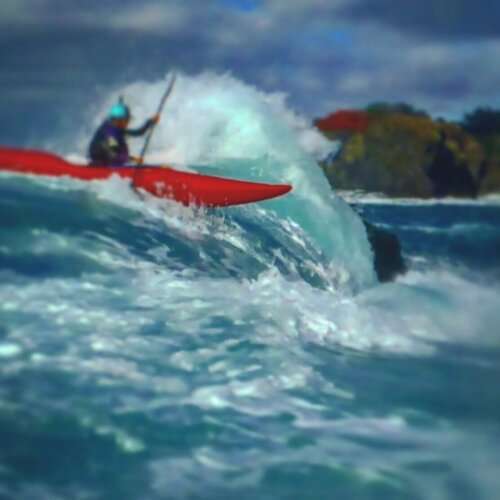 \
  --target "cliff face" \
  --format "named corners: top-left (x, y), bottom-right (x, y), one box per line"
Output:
top-left (318, 110), bottom-right (500, 197)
